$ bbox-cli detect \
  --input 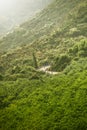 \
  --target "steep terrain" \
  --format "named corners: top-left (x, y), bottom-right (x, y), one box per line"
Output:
top-left (0, 0), bottom-right (52, 35)
top-left (0, 0), bottom-right (87, 51)
top-left (0, 0), bottom-right (87, 129)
